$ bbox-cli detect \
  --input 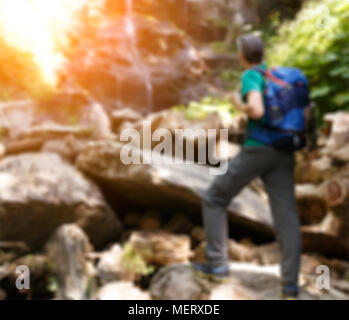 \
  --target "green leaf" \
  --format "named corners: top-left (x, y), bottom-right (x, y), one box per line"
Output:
top-left (311, 86), bottom-right (331, 99)
top-left (329, 65), bottom-right (349, 77)
top-left (333, 92), bottom-right (349, 106)
top-left (324, 52), bottom-right (338, 62)
top-left (266, 0), bottom-right (349, 120)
